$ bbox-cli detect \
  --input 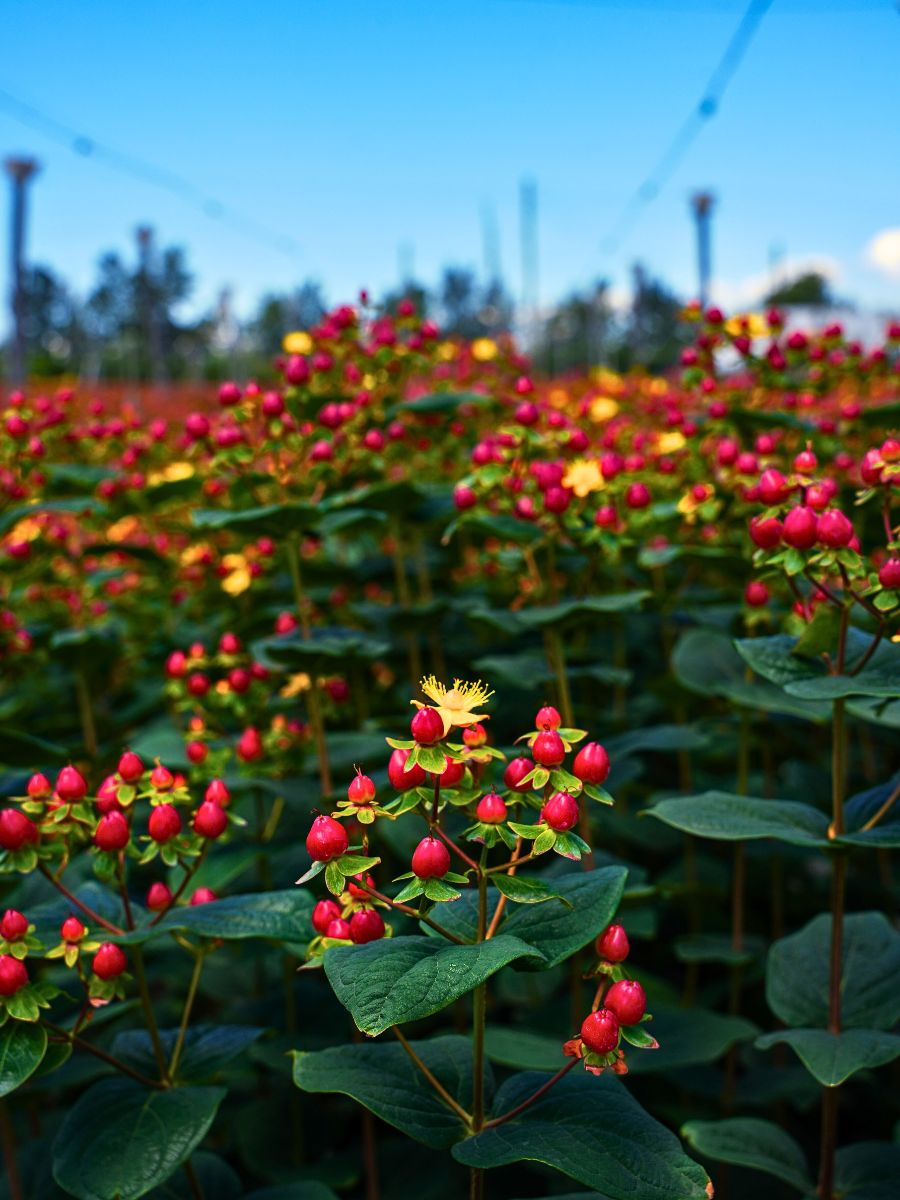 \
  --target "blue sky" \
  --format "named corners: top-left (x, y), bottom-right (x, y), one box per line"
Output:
top-left (1, 0), bottom-right (899, 327)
